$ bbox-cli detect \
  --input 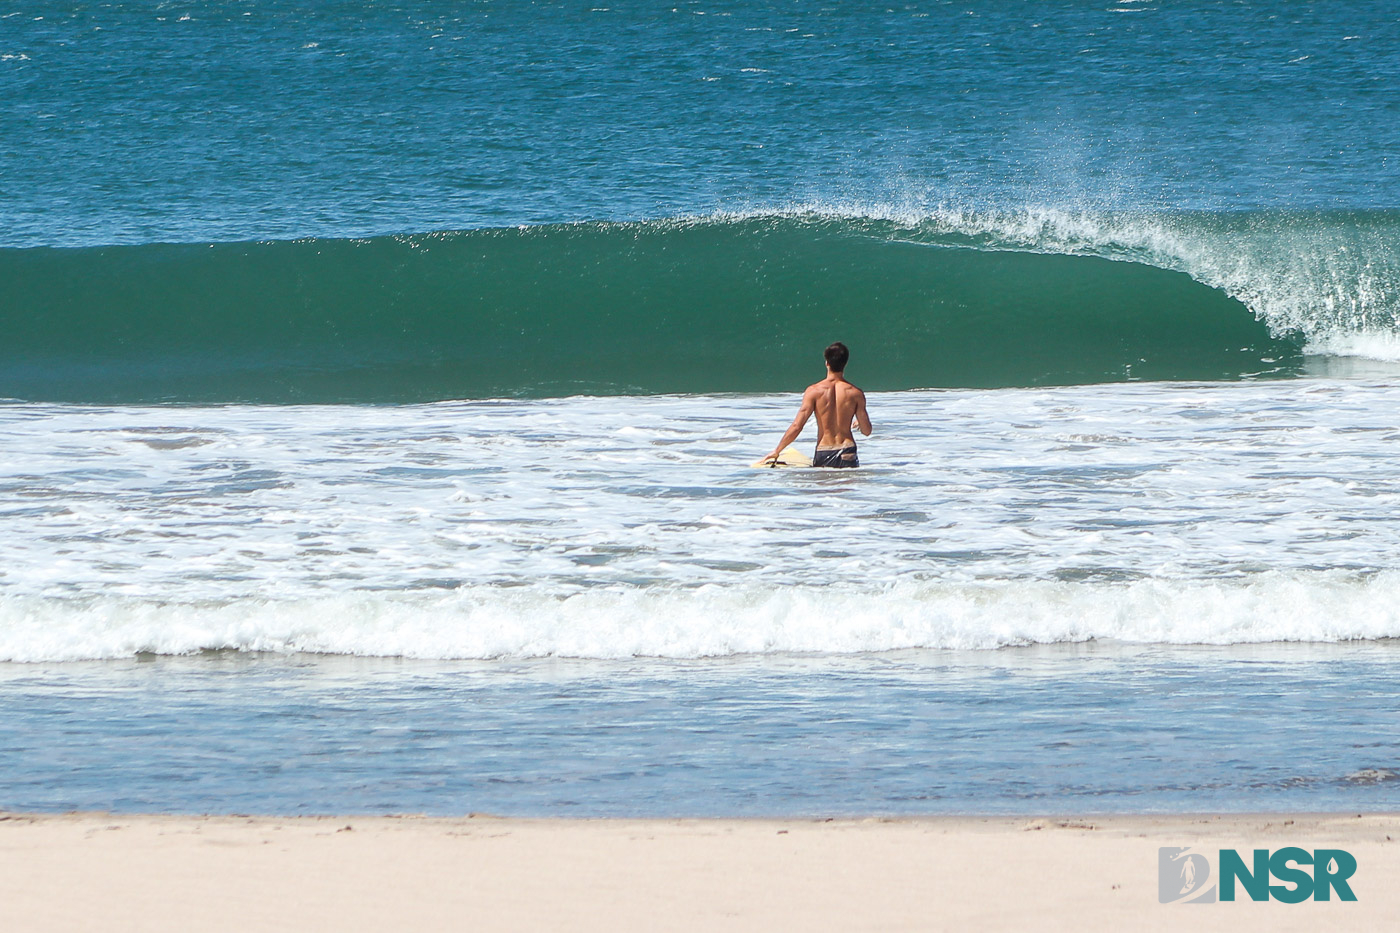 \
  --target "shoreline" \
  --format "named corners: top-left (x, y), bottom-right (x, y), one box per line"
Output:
top-left (3, 812), bottom-right (1396, 931)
